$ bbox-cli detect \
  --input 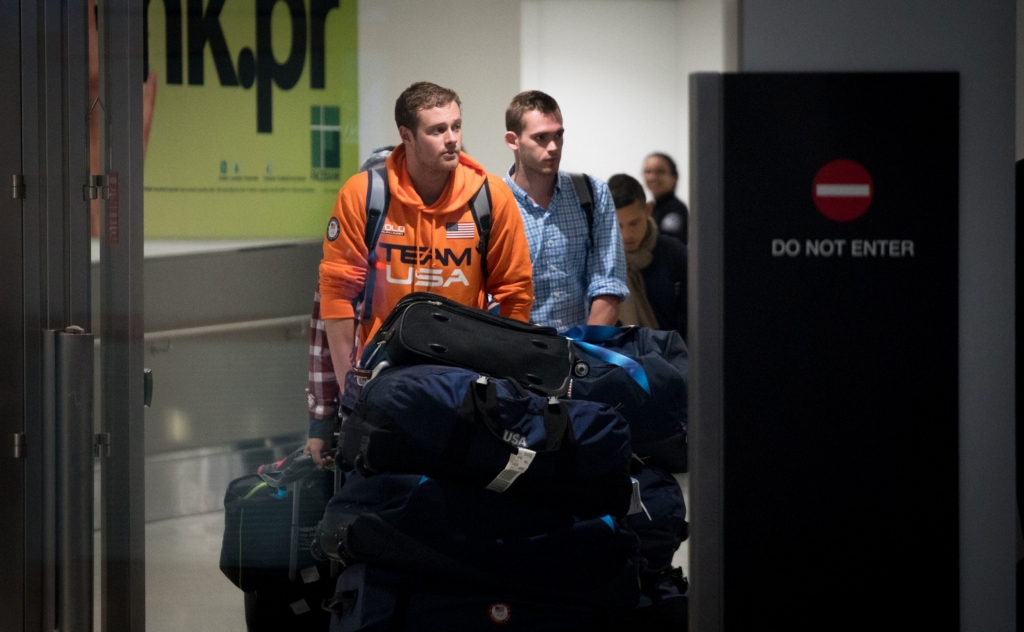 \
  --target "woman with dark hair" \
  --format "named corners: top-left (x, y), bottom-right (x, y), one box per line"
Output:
top-left (643, 152), bottom-right (689, 243)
